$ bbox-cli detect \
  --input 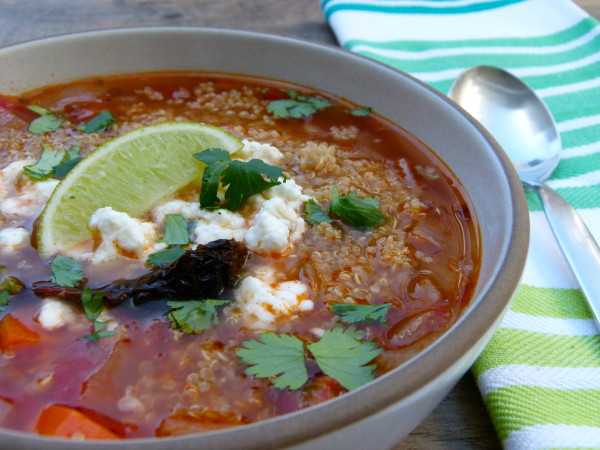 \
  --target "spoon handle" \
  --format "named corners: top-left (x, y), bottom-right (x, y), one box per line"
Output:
top-left (527, 180), bottom-right (600, 326)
